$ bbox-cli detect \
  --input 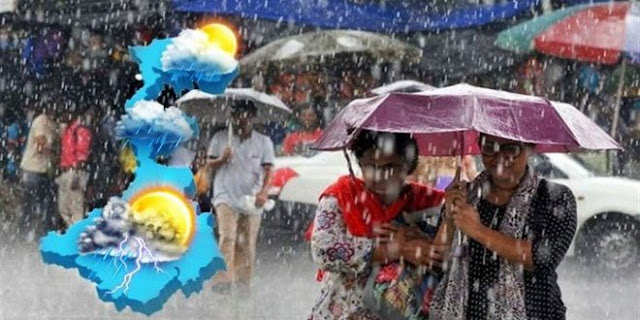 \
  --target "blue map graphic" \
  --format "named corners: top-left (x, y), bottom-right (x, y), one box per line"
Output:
top-left (125, 38), bottom-right (238, 110)
top-left (40, 31), bottom-right (239, 315)
top-left (41, 212), bottom-right (224, 315)
top-left (40, 141), bottom-right (225, 315)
